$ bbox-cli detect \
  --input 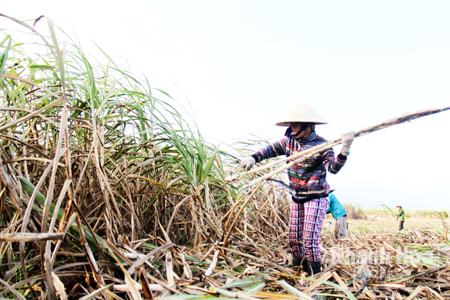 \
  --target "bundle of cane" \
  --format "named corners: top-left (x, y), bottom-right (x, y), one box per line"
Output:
top-left (243, 106), bottom-right (450, 188)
